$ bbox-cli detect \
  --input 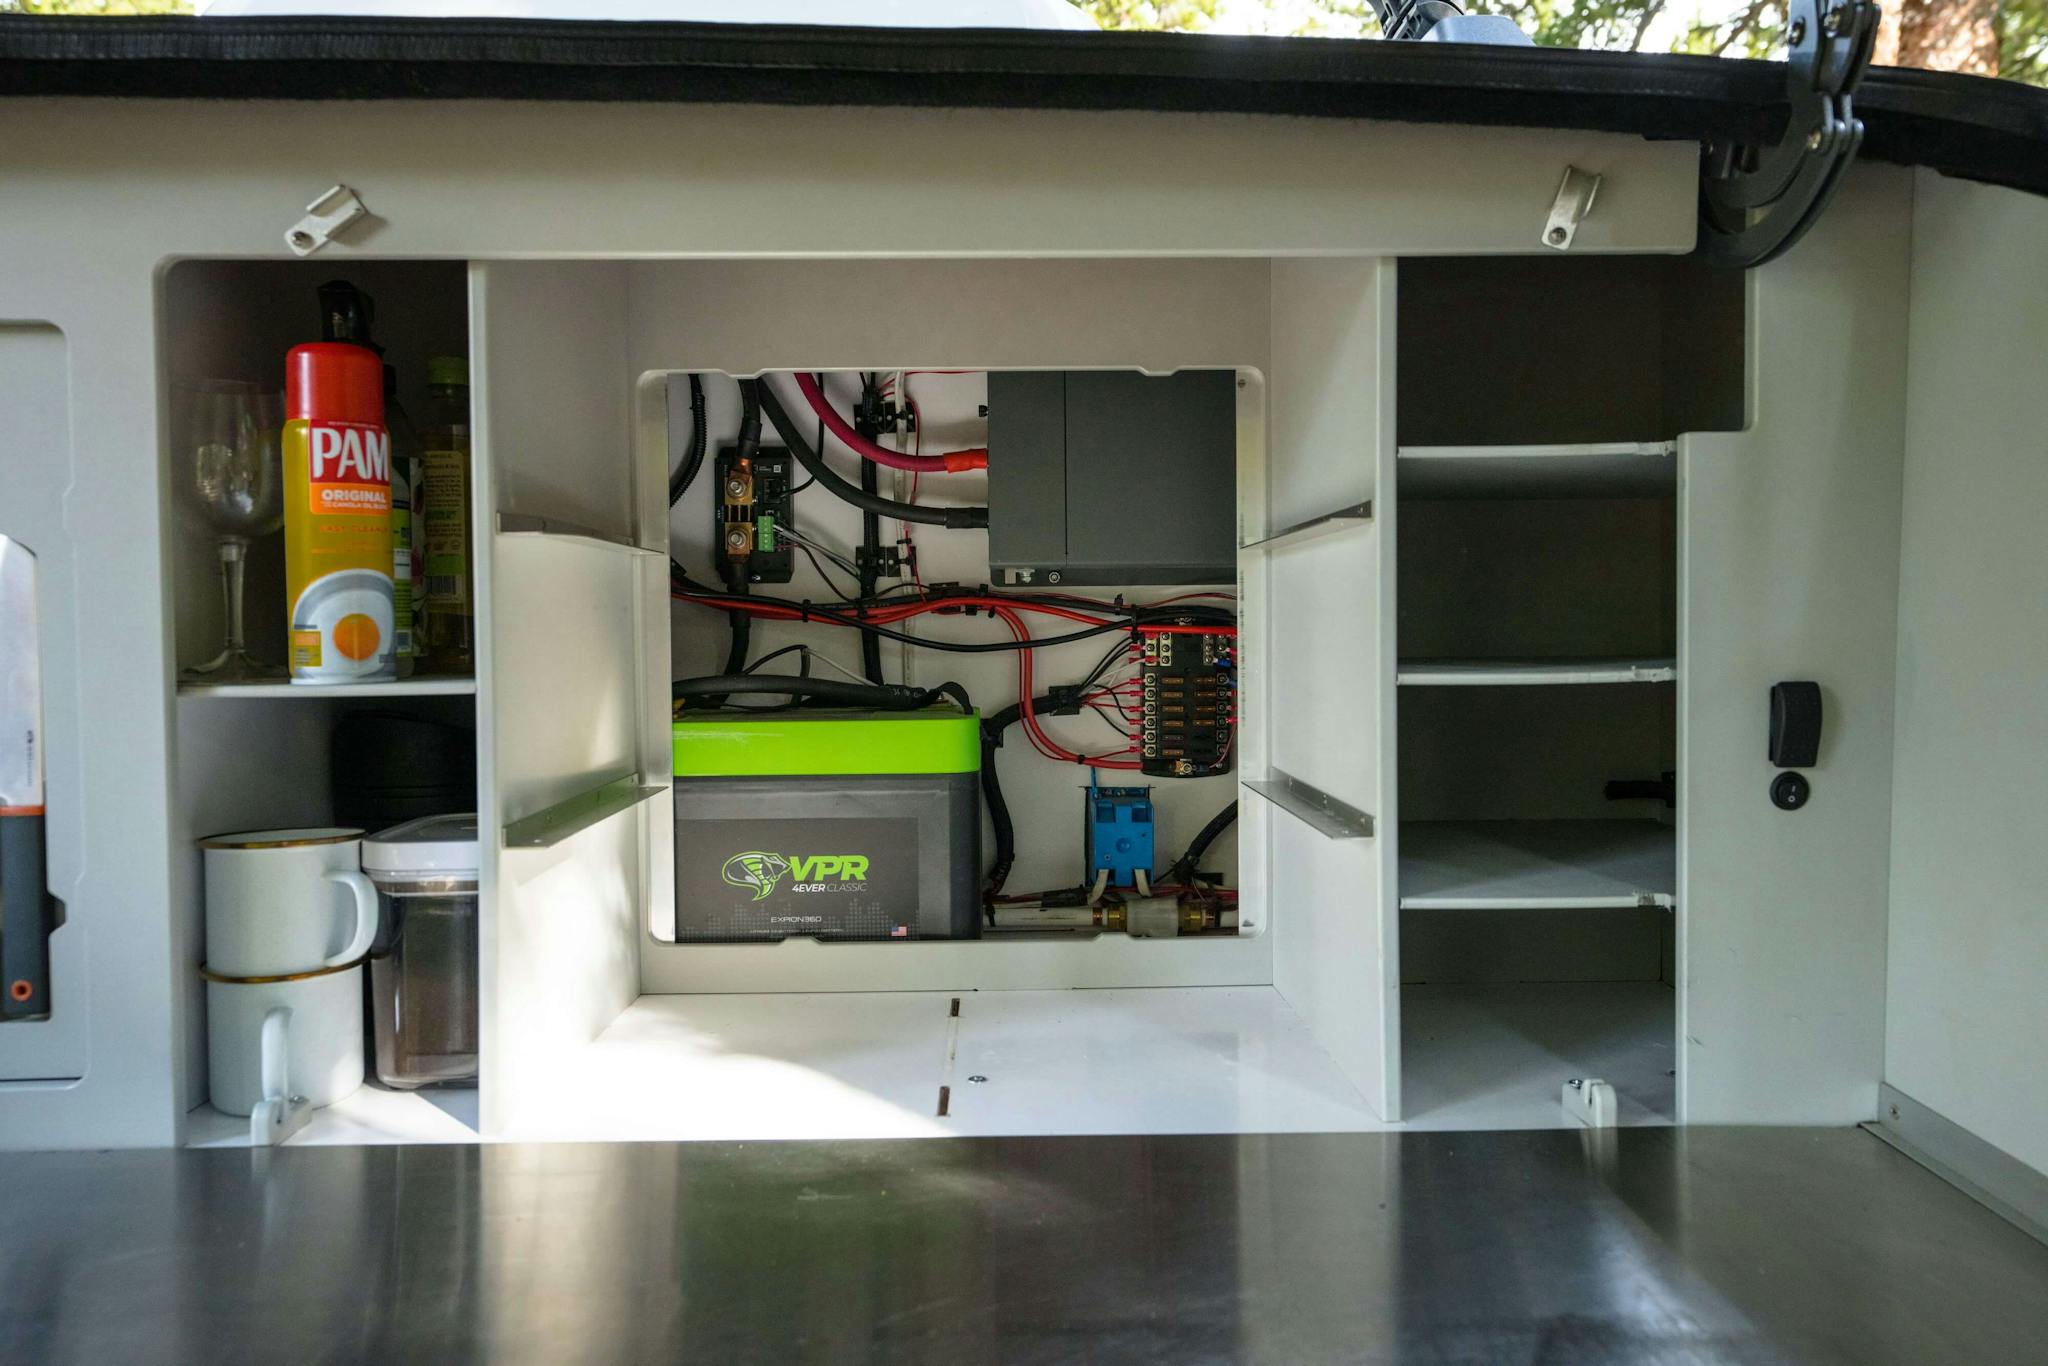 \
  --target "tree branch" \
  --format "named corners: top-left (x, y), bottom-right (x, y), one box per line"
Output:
top-left (1711, 0), bottom-right (1772, 55)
